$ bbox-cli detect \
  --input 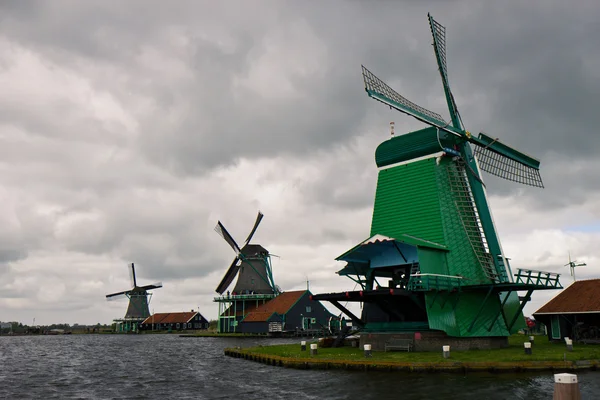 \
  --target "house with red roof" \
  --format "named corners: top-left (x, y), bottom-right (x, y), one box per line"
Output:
top-left (237, 290), bottom-right (336, 334)
top-left (139, 311), bottom-right (209, 331)
top-left (533, 279), bottom-right (600, 343)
